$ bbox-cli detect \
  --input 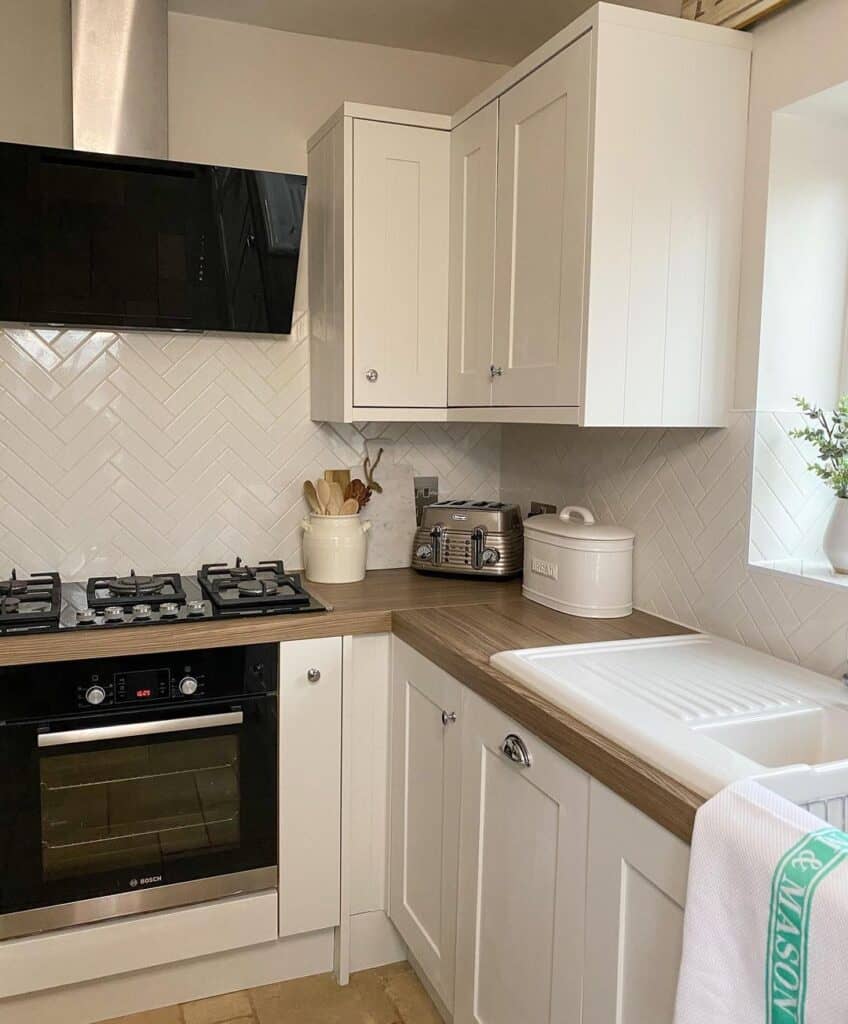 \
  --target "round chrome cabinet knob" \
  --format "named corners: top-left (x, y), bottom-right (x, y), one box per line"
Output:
top-left (365, 368), bottom-right (379, 383)
top-left (104, 606), bottom-right (124, 621)
top-left (160, 602), bottom-right (179, 618)
top-left (307, 668), bottom-right (321, 683)
top-left (415, 544), bottom-right (433, 561)
top-left (85, 685), bottom-right (106, 706)
top-left (179, 676), bottom-right (199, 696)
top-left (132, 603), bottom-right (152, 619)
